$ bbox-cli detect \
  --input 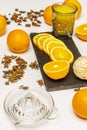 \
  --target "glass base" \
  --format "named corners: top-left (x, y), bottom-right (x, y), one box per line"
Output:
top-left (53, 31), bottom-right (72, 40)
